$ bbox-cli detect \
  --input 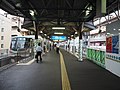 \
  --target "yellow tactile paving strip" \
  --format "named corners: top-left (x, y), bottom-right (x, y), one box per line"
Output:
top-left (59, 51), bottom-right (71, 90)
